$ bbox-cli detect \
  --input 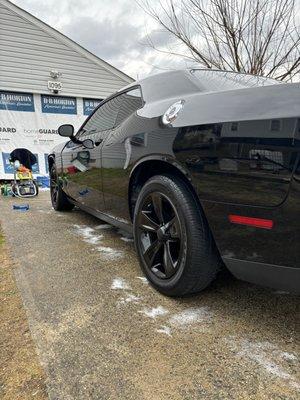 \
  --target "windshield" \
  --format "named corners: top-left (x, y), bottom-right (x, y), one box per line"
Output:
top-left (190, 69), bottom-right (282, 92)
